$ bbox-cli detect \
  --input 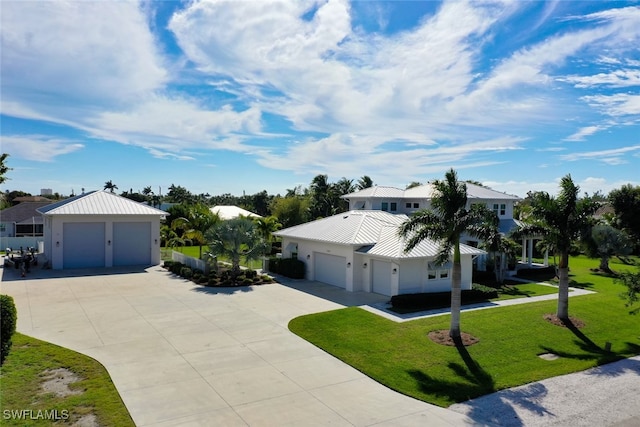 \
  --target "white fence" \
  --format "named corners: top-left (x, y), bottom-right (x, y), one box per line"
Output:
top-left (171, 251), bottom-right (210, 273)
top-left (1, 237), bottom-right (43, 252)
